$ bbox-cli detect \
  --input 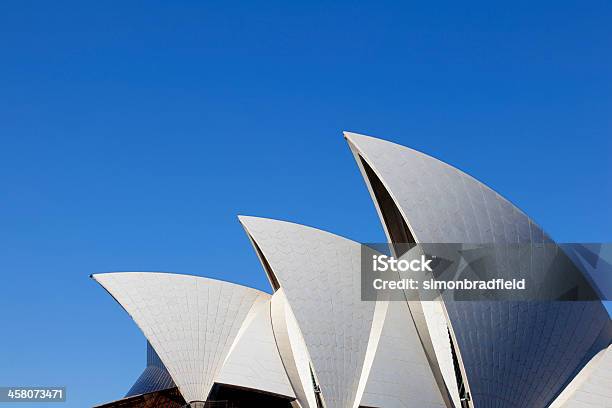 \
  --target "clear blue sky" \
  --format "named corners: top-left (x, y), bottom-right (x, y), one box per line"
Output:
top-left (0, 1), bottom-right (610, 407)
